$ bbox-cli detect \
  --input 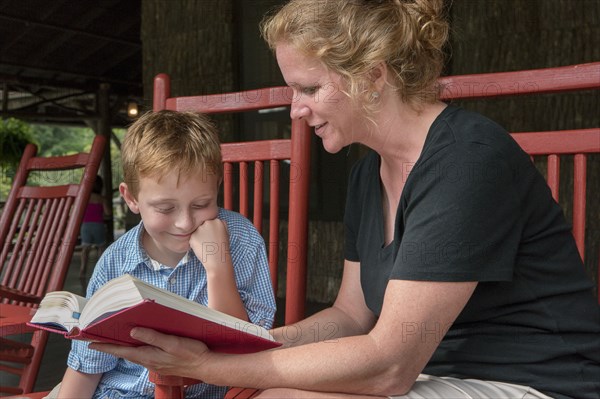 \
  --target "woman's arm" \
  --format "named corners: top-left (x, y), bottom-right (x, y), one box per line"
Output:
top-left (191, 279), bottom-right (476, 396)
top-left (90, 260), bottom-right (476, 396)
top-left (57, 368), bottom-right (102, 399)
top-left (272, 260), bottom-right (376, 347)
